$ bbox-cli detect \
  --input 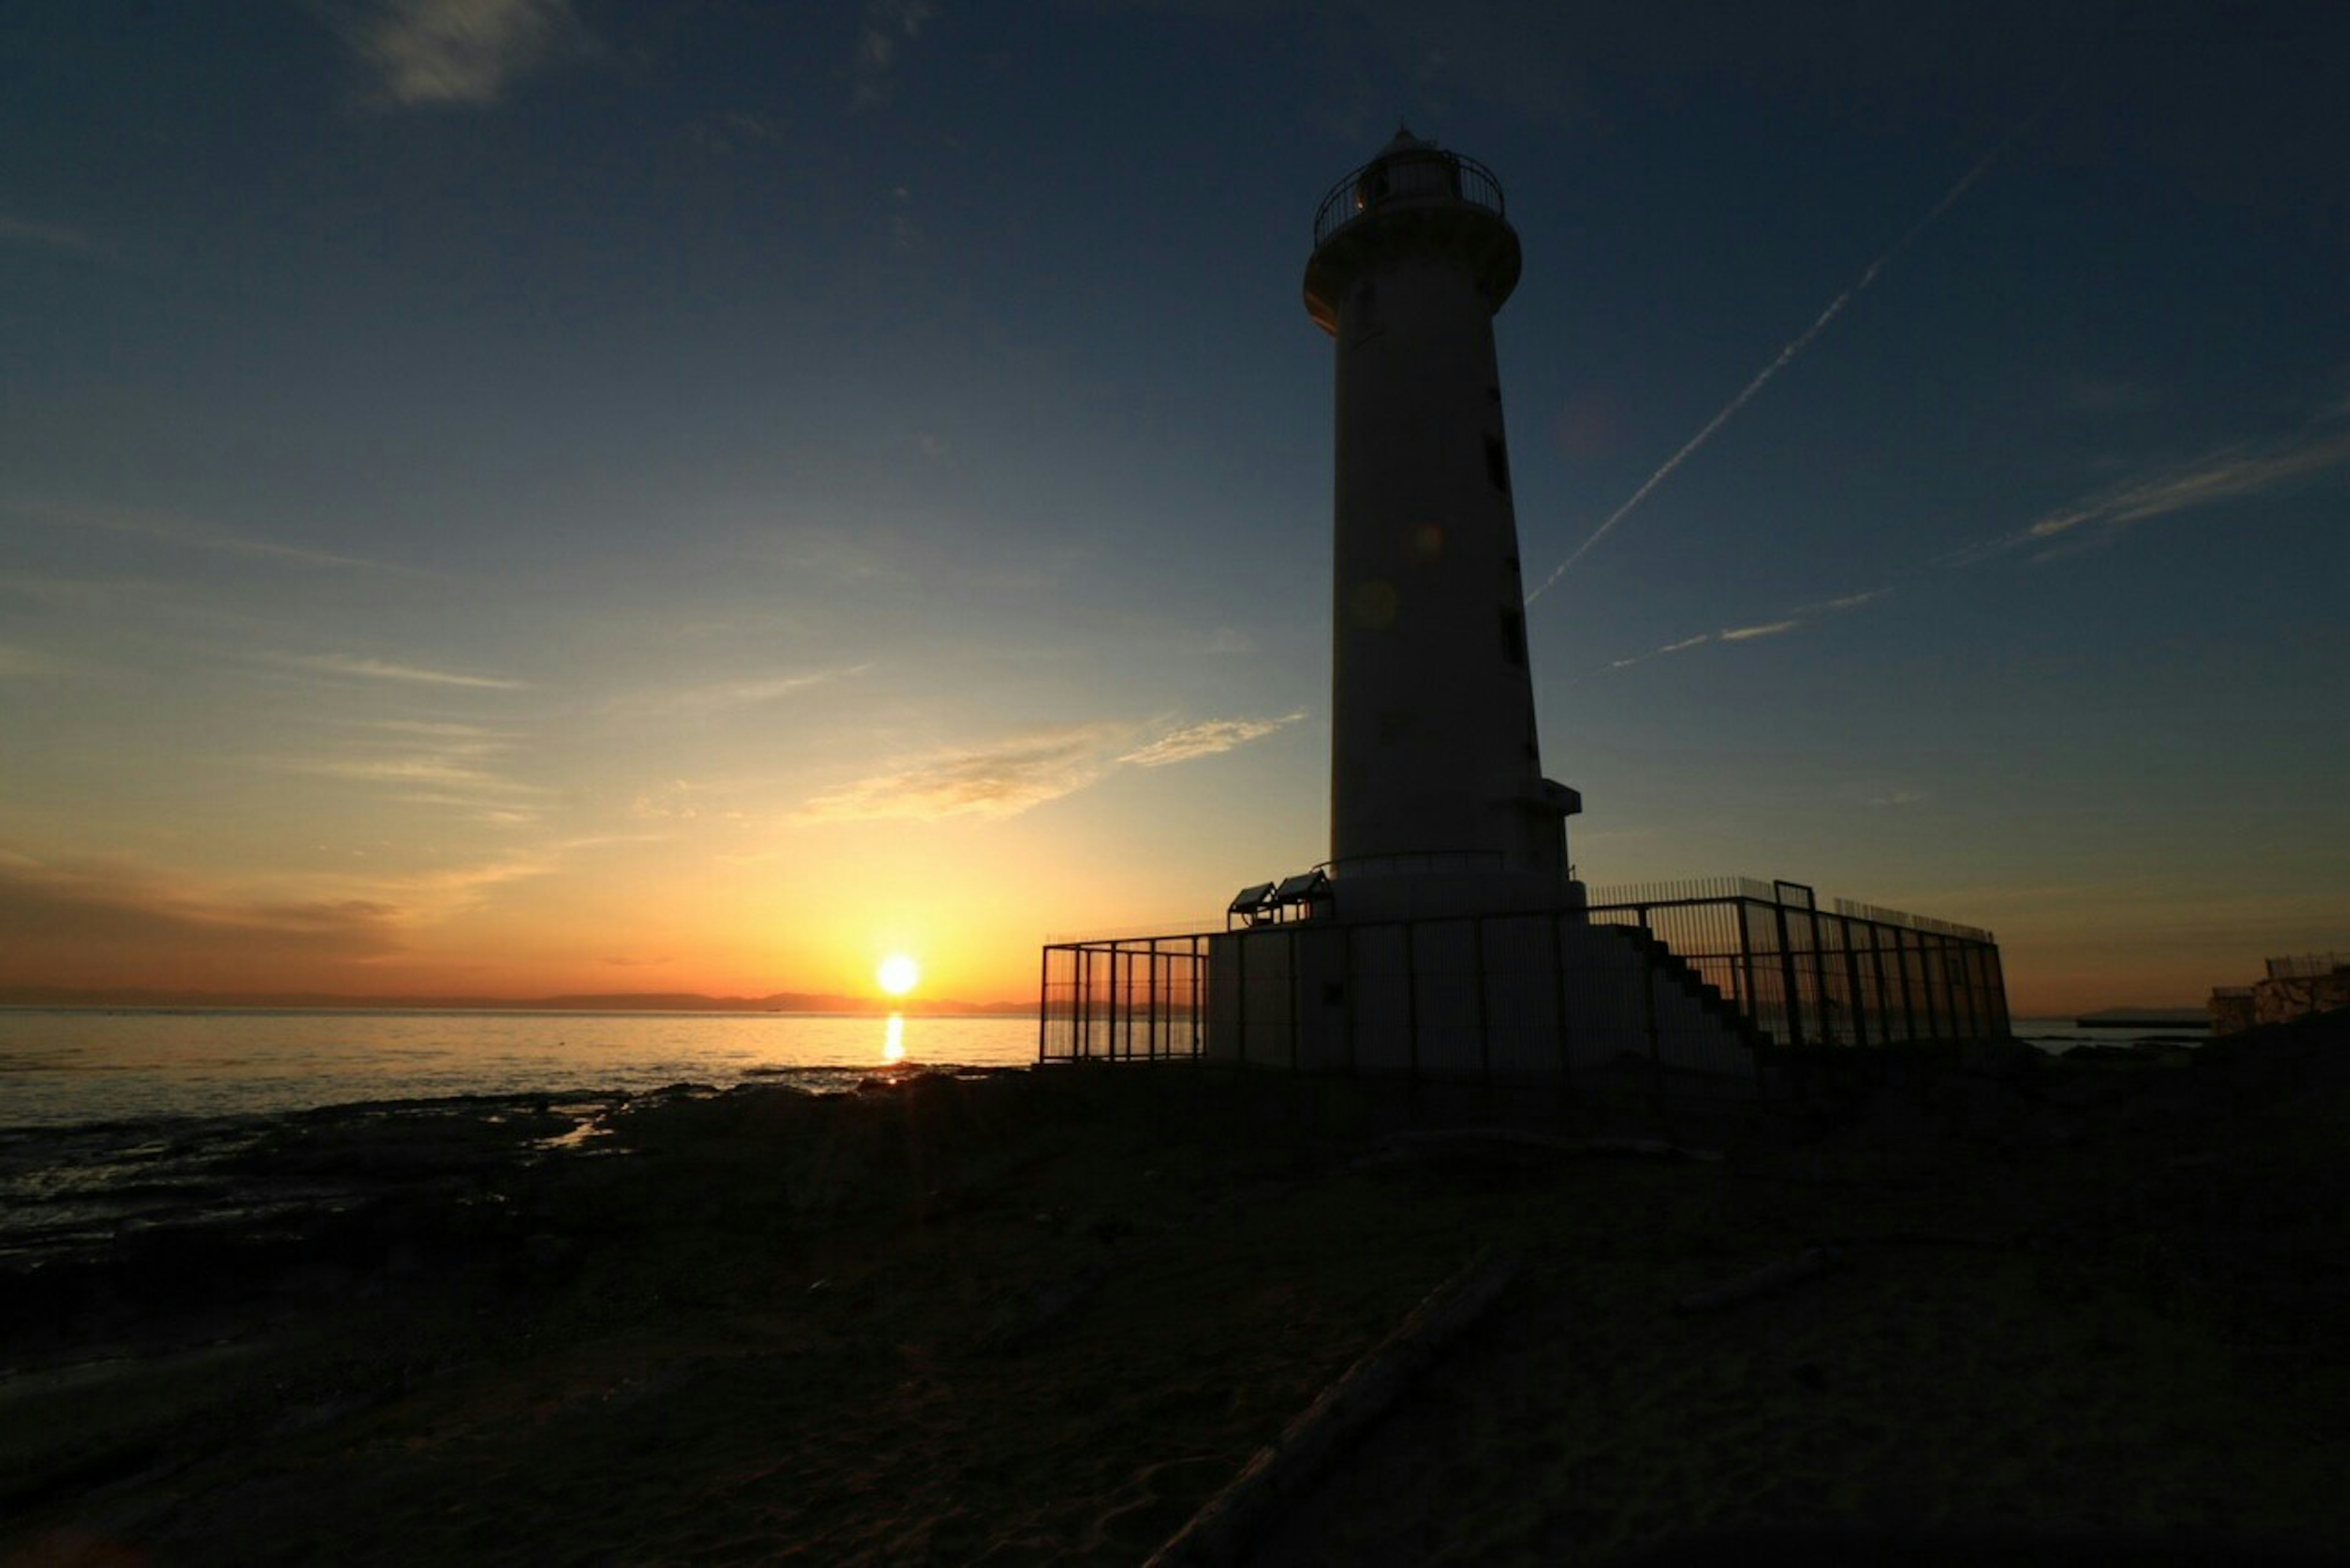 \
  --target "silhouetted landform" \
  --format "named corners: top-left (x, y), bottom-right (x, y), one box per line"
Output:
top-left (6, 1009), bottom-right (2347, 1560)
top-left (0, 984), bottom-right (1032, 1015)
top-left (2074, 1006), bottom-right (2212, 1028)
